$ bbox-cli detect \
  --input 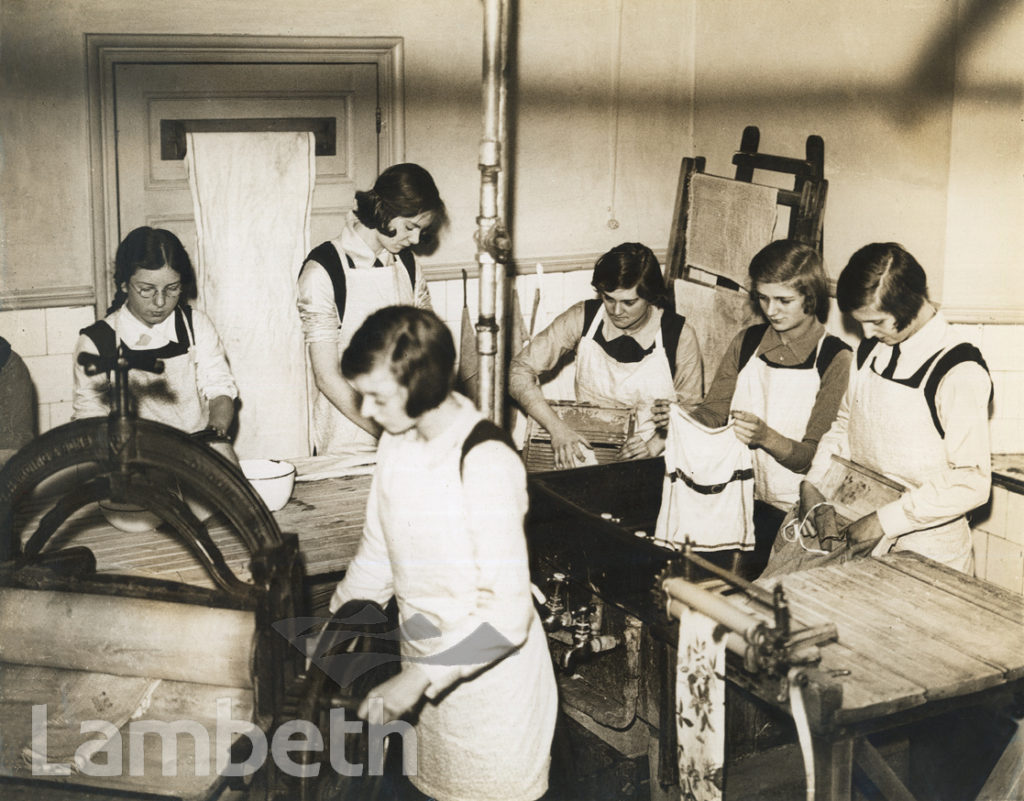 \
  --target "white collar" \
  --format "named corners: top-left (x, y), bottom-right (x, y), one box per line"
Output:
top-left (893, 308), bottom-right (947, 364)
top-left (338, 211), bottom-right (395, 269)
top-left (114, 306), bottom-right (180, 350)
